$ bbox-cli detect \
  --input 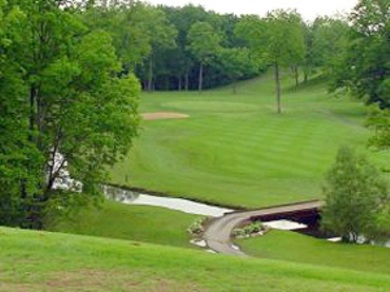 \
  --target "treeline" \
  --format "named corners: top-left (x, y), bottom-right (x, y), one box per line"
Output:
top-left (82, 1), bottom-right (353, 94)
